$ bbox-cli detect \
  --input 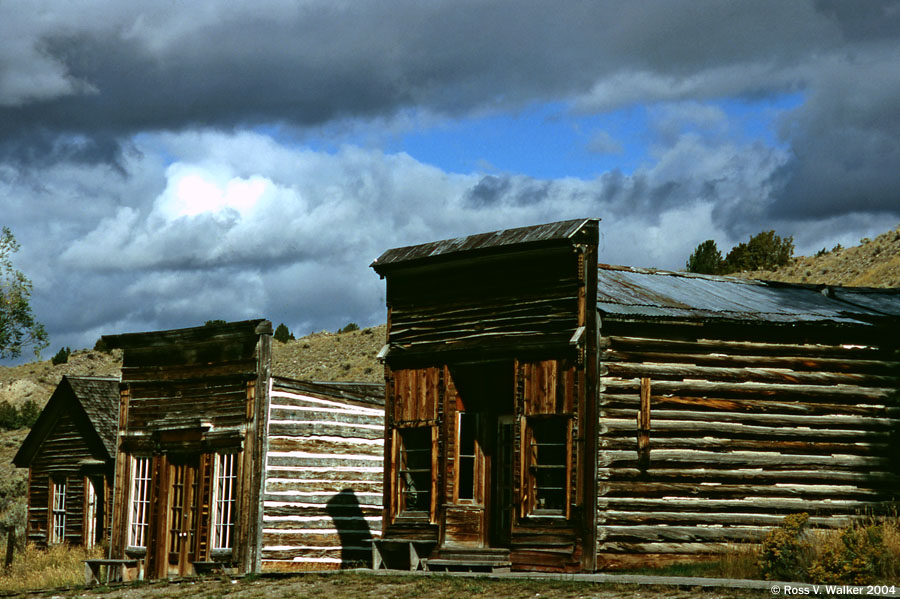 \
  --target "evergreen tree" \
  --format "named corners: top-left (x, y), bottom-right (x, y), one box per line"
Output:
top-left (274, 323), bottom-right (293, 343)
top-left (685, 240), bottom-right (724, 274)
top-left (723, 230), bottom-right (794, 272)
